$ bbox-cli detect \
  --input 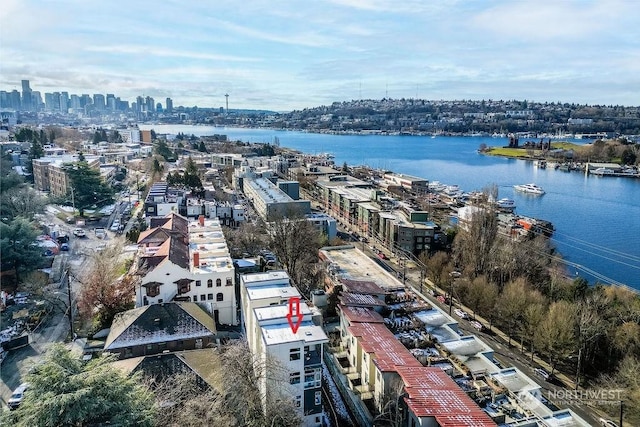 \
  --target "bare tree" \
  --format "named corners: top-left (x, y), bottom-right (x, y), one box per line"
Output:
top-left (151, 341), bottom-right (301, 427)
top-left (536, 300), bottom-right (577, 375)
top-left (266, 211), bottom-right (325, 297)
top-left (452, 202), bottom-right (498, 277)
top-left (373, 376), bottom-right (406, 427)
top-left (498, 278), bottom-right (530, 346)
top-left (224, 221), bottom-right (267, 258)
top-left (77, 243), bottom-right (134, 329)
top-left (574, 294), bottom-right (607, 388)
